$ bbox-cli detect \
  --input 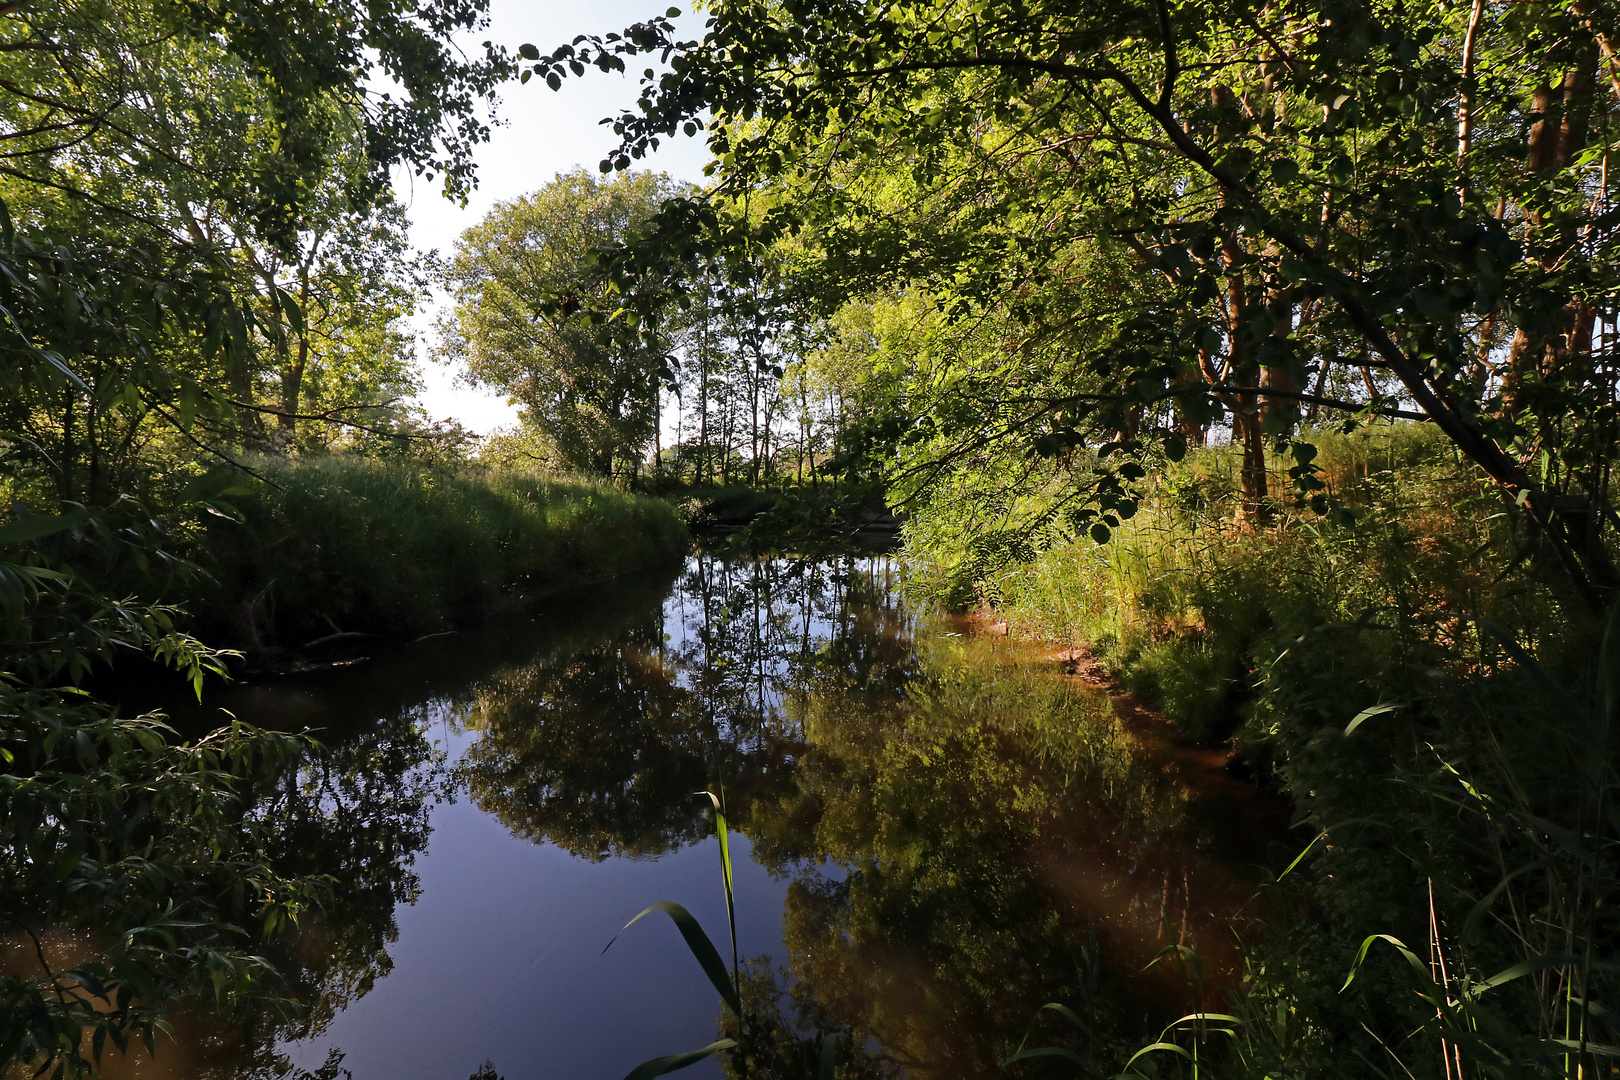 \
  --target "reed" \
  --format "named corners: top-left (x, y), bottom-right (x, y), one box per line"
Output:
top-left (186, 455), bottom-right (689, 651)
top-left (605, 787), bottom-right (843, 1080)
